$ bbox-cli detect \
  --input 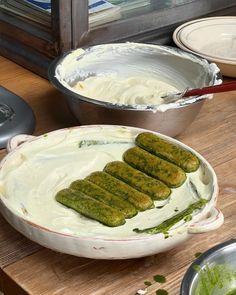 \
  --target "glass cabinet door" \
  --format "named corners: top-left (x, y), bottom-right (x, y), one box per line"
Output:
top-left (73, 0), bottom-right (236, 48)
top-left (0, 0), bottom-right (72, 76)
top-left (87, 0), bottom-right (195, 28)
top-left (0, 0), bottom-right (52, 28)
